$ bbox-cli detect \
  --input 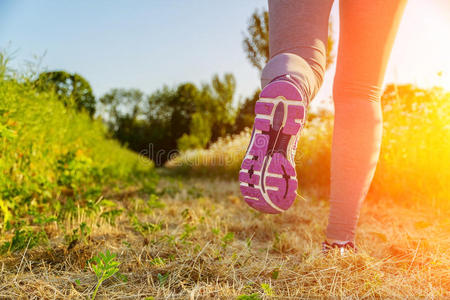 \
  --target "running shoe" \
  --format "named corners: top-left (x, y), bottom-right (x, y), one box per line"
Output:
top-left (321, 240), bottom-right (358, 256)
top-left (239, 74), bottom-right (307, 214)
